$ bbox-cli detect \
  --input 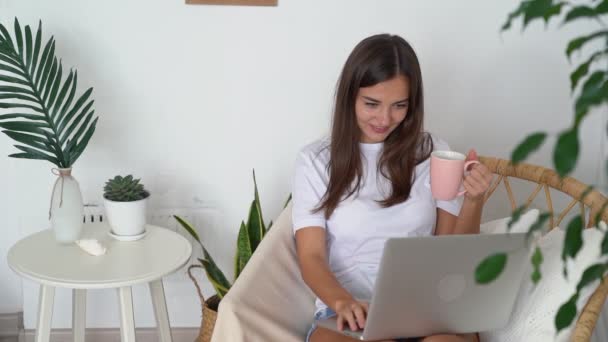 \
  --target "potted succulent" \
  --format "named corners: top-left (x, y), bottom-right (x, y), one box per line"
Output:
top-left (175, 171), bottom-right (290, 342)
top-left (0, 19), bottom-right (99, 243)
top-left (103, 175), bottom-right (150, 240)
